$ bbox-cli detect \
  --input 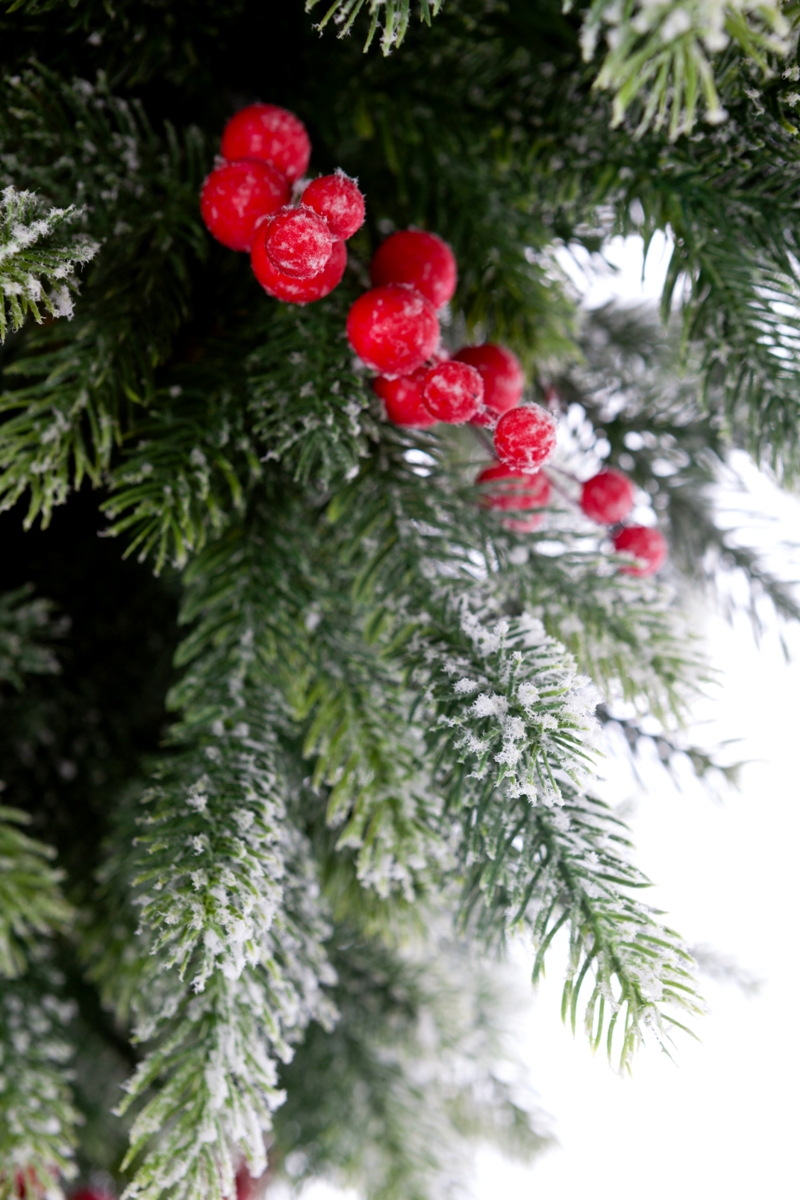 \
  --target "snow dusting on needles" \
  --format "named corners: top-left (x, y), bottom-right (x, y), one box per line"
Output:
top-left (0, 187), bottom-right (98, 341)
top-left (435, 602), bottom-right (600, 807)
